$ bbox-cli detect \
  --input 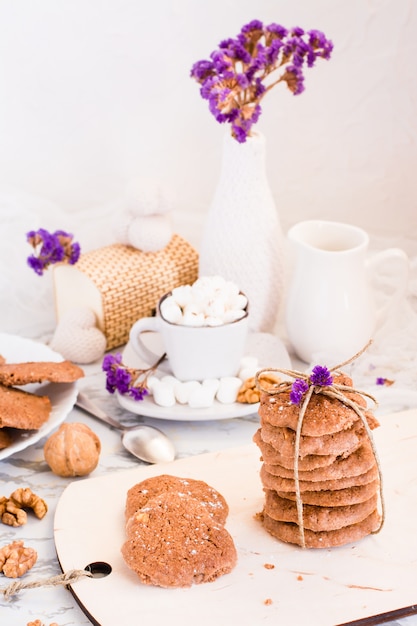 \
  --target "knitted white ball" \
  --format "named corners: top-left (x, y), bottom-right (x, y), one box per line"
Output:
top-left (50, 307), bottom-right (107, 364)
top-left (127, 214), bottom-right (172, 252)
top-left (112, 209), bottom-right (134, 245)
top-left (125, 176), bottom-right (174, 217)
